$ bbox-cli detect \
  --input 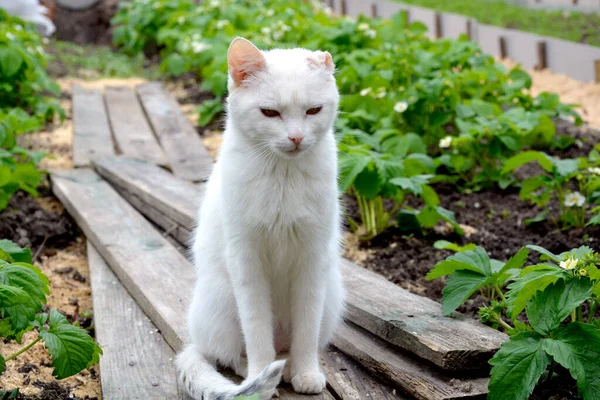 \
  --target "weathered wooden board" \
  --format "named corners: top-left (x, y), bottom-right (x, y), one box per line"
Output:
top-left (93, 157), bottom-right (507, 371)
top-left (88, 242), bottom-right (187, 400)
top-left (341, 259), bottom-right (507, 371)
top-left (321, 347), bottom-right (403, 399)
top-left (93, 156), bottom-right (199, 228)
top-left (51, 168), bottom-right (193, 351)
top-left (333, 323), bottom-right (489, 400)
top-left (52, 169), bottom-right (339, 400)
top-left (136, 82), bottom-right (213, 182)
top-left (72, 85), bottom-right (115, 167)
top-left (104, 86), bottom-right (169, 167)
